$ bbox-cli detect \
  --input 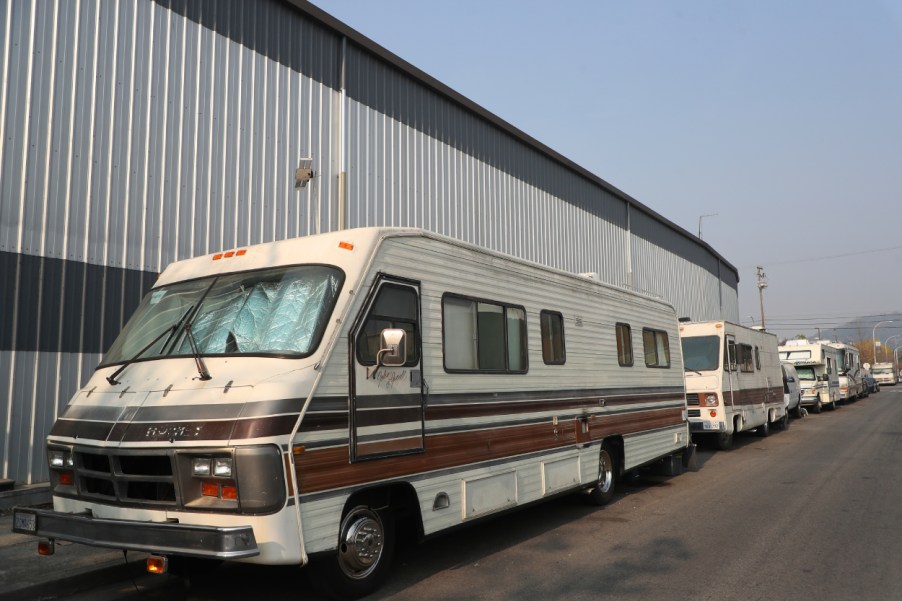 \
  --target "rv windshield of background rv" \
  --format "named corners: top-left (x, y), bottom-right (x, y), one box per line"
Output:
top-left (680, 335), bottom-right (720, 372)
top-left (795, 366), bottom-right (817, 381)
top-left (100, 265), bottom-right (343, 367)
